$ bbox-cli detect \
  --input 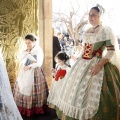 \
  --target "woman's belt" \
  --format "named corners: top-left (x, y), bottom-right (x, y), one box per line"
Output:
top-left (82, 50), bottom-right (103, 60)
